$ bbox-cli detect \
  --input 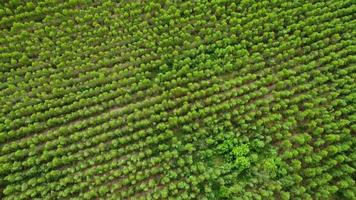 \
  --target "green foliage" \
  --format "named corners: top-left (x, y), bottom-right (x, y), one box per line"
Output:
top-left (0, 0), bottom-right (354, 199)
